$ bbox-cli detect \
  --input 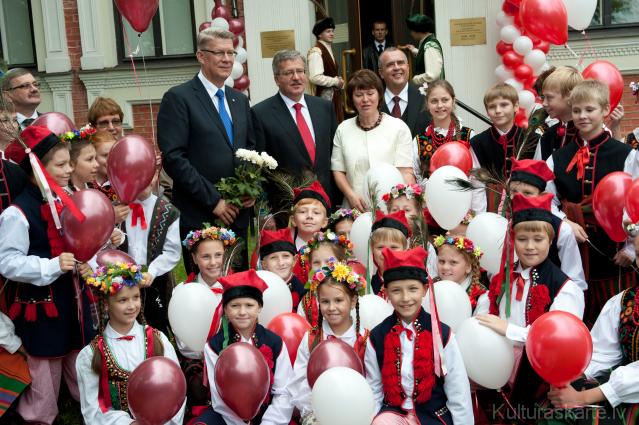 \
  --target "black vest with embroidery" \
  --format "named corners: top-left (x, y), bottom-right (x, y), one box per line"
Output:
top-left (287, 274), bottom-right (307, 311)
top-left (539, 121), bottom-right (577, 161)
top-left (548, 215), bottom-right (562, 269)
top-left (369, 309), bottom-right (453, 425)
top-left (371, 273), bottom-right (384, 295)
top-left (619, 287), bottom-right (639, 365)
top-left (471, 125), bottom-right (521, 179)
